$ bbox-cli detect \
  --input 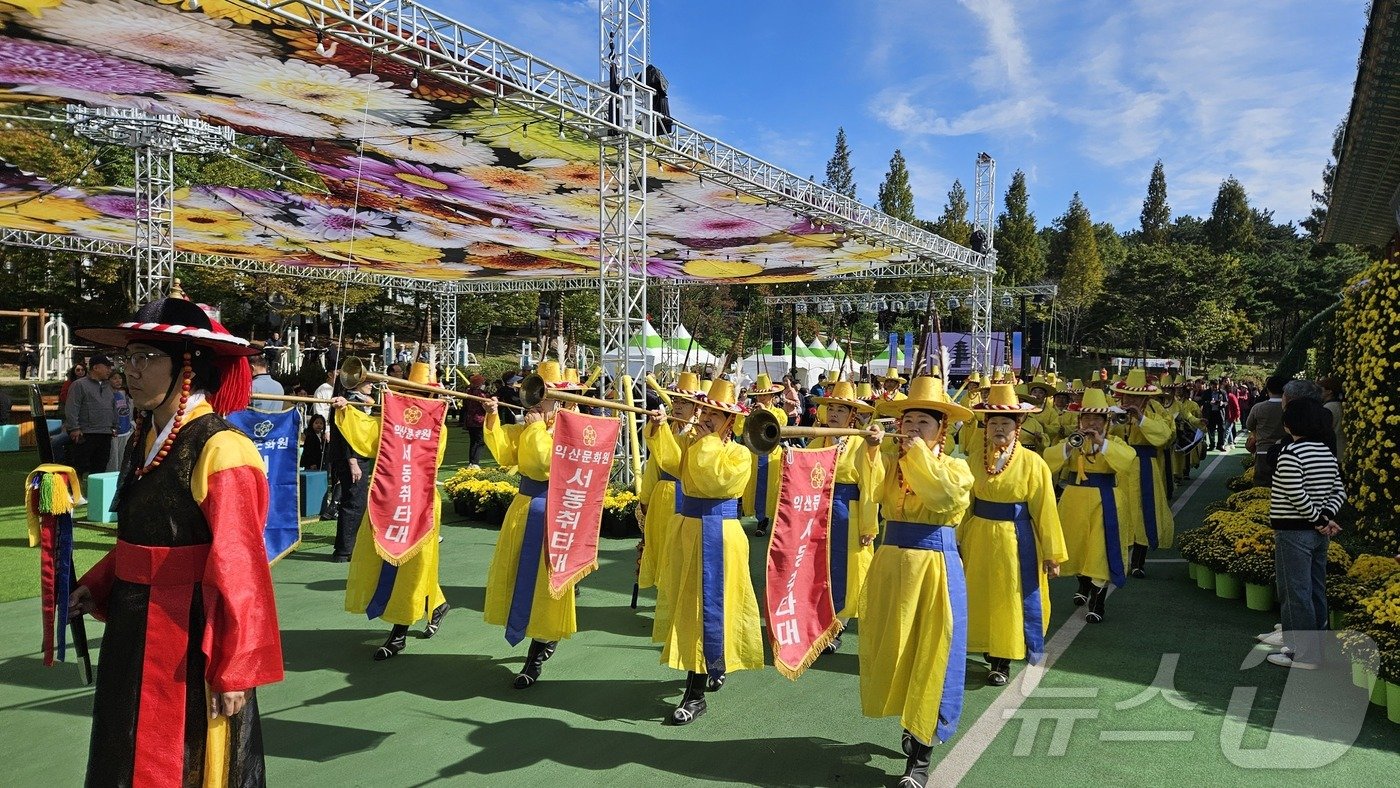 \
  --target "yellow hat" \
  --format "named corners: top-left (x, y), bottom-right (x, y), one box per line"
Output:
top-left (1076, 388), bottom-right (1123, 414)
top-left (966, 371), bottom-right (984, 388)
top-left (810, 380), bottom-right (875, 413)
top-left (670, 370), bottom-right (704, 397)
top-left (407, 361), bottom-right (435, 386)
top-left (972, 382), bottom-right (1042, 414)
top-left (1014, 383), bottom-right (1029, 397)
top-left (564, 367), bottom-right (583, 387)
top-left (891, 375), bottom-right (974, 422)
top-left (694, 378), bottom-right (748, 415)
top-left (743, 372), bottom-right (783, 396)
top-left (855, 381), bottom-right (874, 400)
top-left (536, 360), bottom-right (583, 390)
top-left (881, 366), bottom-right (907, 384)
top-left (1027, 373), bottom-right (1051, 395)
top-left (1067, 378), bottom-right (1086, 394)
top-left (1111, 367), bottom-right (1162, 396)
